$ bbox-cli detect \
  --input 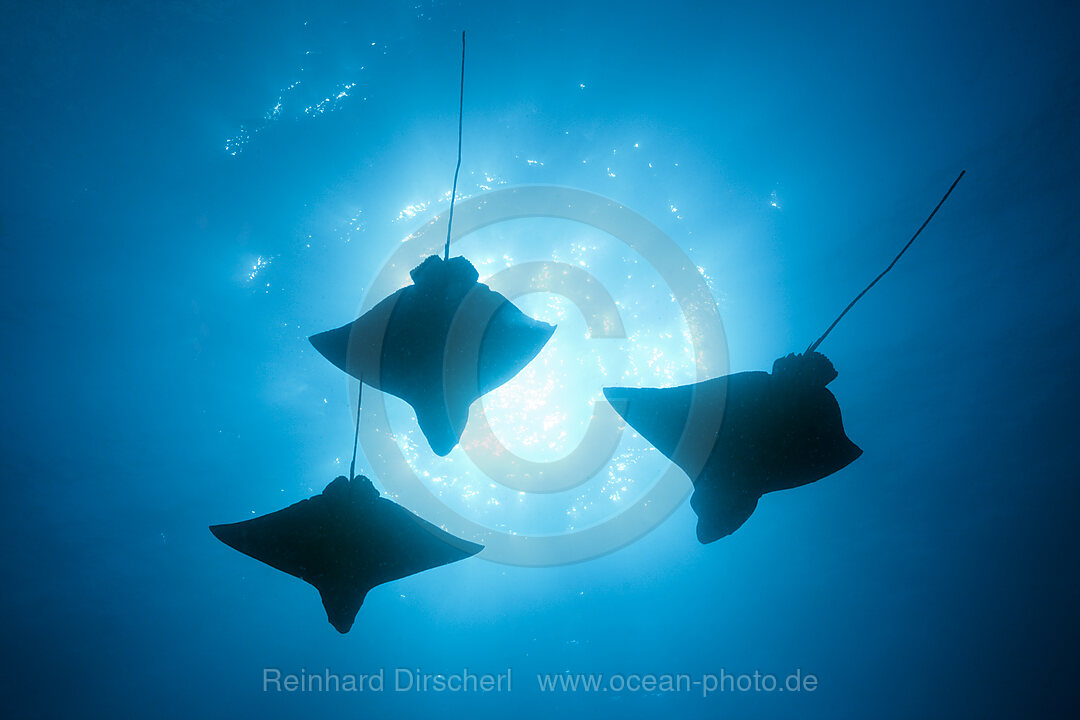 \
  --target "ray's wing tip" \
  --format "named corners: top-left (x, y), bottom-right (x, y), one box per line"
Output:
top-left (459, 539), bottom-right (485, 558)
top-left (208, 523), bottom-right (238, 550)
top-left (844, 443), bottom-right (865, 467)
top-left (307, 332), bottom-right (329, 360)
top-left (308, 327), bottom-right (354, 373)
